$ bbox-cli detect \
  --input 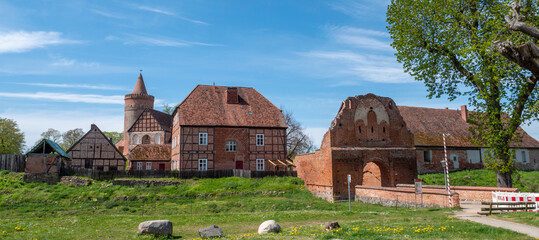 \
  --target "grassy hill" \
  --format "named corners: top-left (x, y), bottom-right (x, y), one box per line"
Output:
top-left (0, 171), bottom-right (533, 239)
top-left (419, 169), bottom-right (539, 192)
